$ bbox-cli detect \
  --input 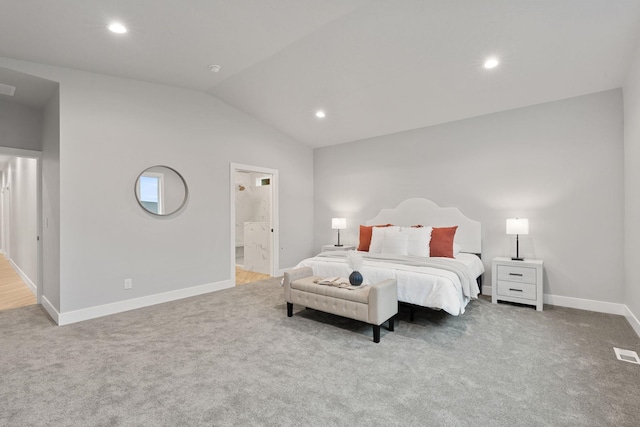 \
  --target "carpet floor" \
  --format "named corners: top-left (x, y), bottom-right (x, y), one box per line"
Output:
top-left (1, 278), bottom-right (640, 426)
